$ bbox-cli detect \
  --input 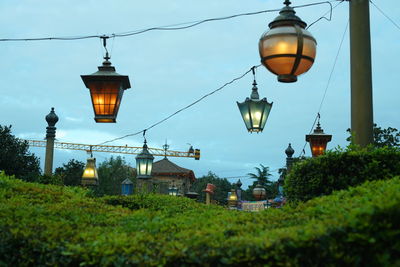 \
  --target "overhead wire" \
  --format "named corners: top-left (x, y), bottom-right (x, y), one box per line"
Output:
top-left (298, 17), bottom-right (349, 157)
top-left (369, 0), bottom-right (400, 32)
top-left (0, 0), bottom-right (337, 42)
top-left (97, 65), bottom-right (261, 145)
